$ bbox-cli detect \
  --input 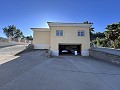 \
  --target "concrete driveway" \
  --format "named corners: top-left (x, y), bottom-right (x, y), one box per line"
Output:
top-left (0, 45), bottom-right (27, 64)
top-left (0, 50), bottom-right (120, 90)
